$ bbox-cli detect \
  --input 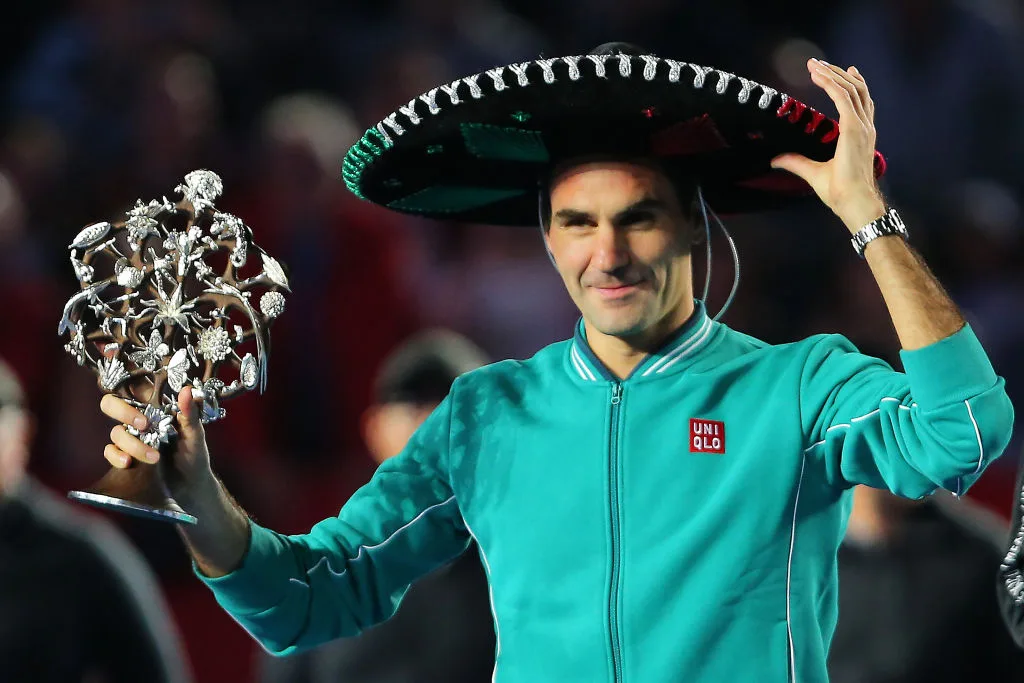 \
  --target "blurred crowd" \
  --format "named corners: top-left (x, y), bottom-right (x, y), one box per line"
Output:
top-left (2, 0), bottom-right (1024, 680)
